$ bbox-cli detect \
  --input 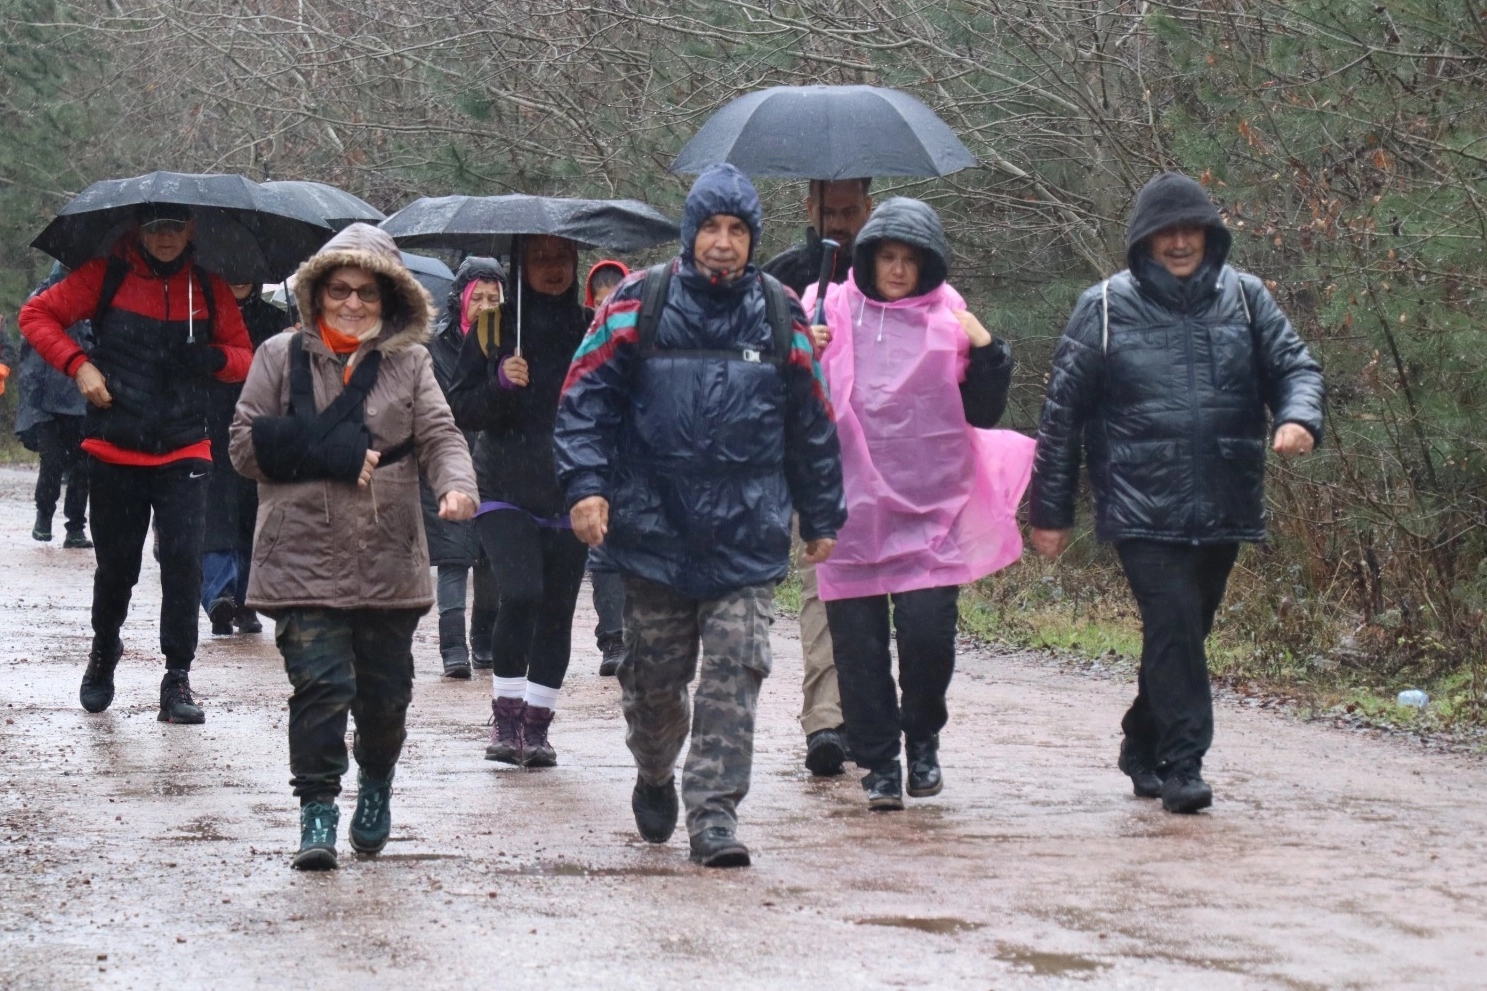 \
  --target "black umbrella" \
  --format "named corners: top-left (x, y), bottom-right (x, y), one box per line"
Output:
top-left (261, 180), bottom-right (385, 231)
top-left (671, 85), bottom-right (976, 179)
top-left (33, 171), bottom-right (333, 283)
top-left (400, 251), bottom-right (455, 304)
top-left (379, 194), bottom-right (679, 256)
